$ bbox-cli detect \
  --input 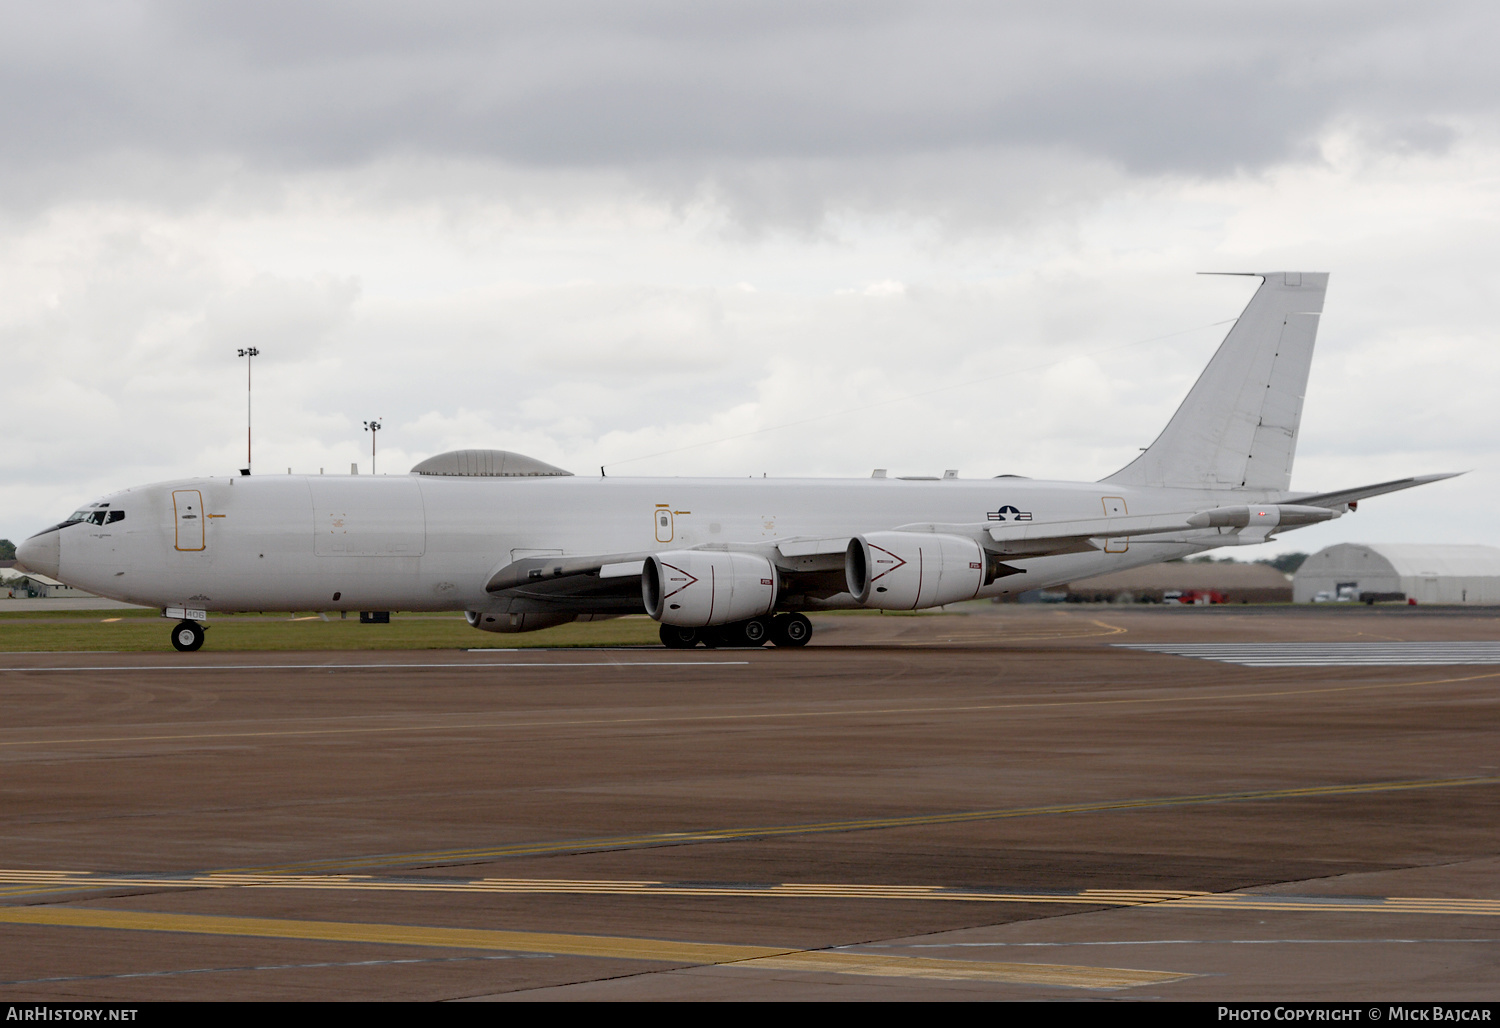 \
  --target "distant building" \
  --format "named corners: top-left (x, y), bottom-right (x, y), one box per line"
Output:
top-left (1063, 562), bottom-right (1293, 604)
top-left (1293, 544), bottom-right (1500, 605)
top-left (0, 566), bottom-right (95, 599)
